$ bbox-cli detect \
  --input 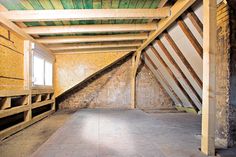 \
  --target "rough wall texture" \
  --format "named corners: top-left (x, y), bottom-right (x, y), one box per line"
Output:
top-left (54, 52), bottom-right (129, 97)
top-left (136, 64), bottom-right (174, 109)
top-left (57, 56), bottom-right (173, 110)
top-left (0, 24), bottom-right (24, 90)
top-left (215, 1), bottom-right (236, 147)
top-left (228, 2), bottom-right (236, 147)
top-left (215, 2), bottom-right (231, 148)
